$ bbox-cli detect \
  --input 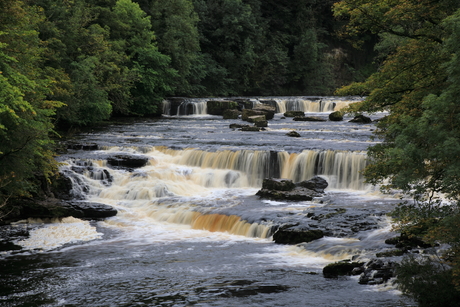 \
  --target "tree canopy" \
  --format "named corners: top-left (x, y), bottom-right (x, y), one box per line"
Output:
top-left (334, 0), bottom-right (460, 305)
